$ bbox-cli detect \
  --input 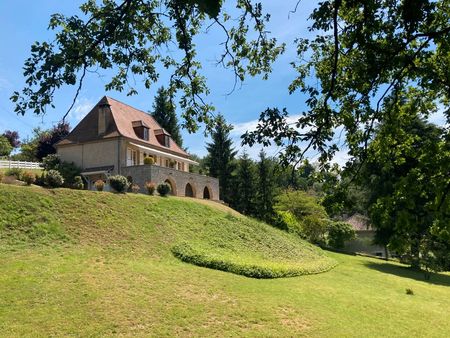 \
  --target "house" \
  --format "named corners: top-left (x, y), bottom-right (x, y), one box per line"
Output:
top-left (343, 213), bottom-right (389, 258)
top-left (56, 96), bottom-right (219, 200)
